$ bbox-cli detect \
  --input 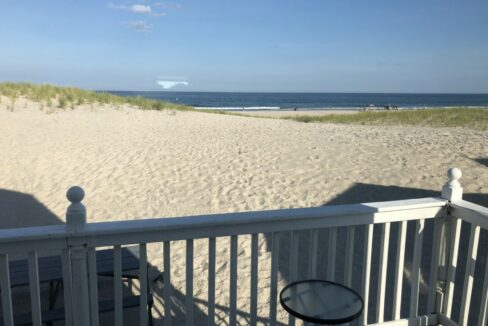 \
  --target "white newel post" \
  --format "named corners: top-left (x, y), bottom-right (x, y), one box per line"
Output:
top-left (436, 168), bottom-right (463, 313)
top-left (441, 167), bottom-right (463, 202)
top-left (66, 186), bottom-right (91, 326)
